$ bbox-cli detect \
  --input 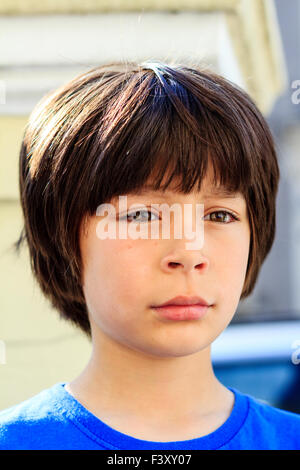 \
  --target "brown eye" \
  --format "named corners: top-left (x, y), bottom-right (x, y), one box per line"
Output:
top-left (205, 210), bottom-right (238, 224)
